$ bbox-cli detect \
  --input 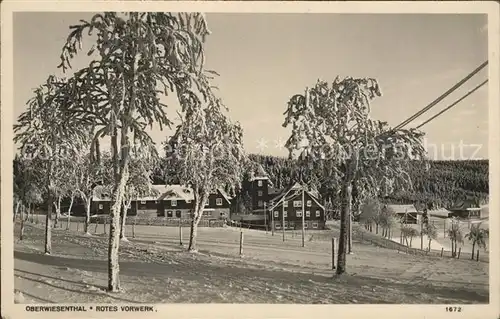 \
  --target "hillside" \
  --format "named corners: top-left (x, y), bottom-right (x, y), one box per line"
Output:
top-left (245, 154), bottom-right (488, 209)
